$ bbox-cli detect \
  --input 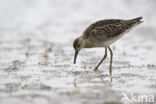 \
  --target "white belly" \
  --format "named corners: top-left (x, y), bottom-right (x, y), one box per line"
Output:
top-left (94, 30), bottom-right (130, 47)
